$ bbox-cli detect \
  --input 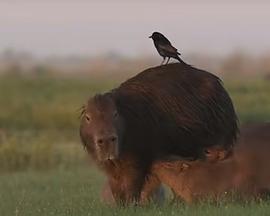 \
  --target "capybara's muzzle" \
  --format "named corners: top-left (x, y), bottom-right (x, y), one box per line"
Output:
top-left (95, 133), bottom-right (119, 161)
